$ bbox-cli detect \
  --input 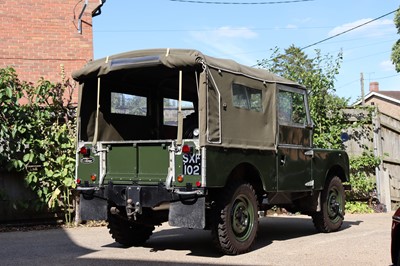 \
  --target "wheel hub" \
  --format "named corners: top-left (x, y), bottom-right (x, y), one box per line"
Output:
top-left (231, 195), bottom-right (254, 241)
top-left (328, 188), bottom-right (343, 221)
top-left (234, 202), bottom-right (249, 232)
